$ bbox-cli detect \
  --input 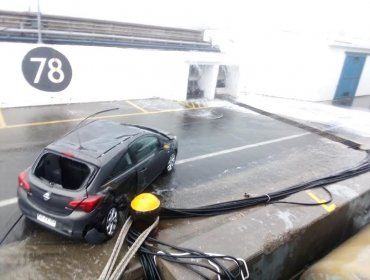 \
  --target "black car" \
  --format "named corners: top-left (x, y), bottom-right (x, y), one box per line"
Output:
top-left (17, 120), bottom-right (178, 241)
